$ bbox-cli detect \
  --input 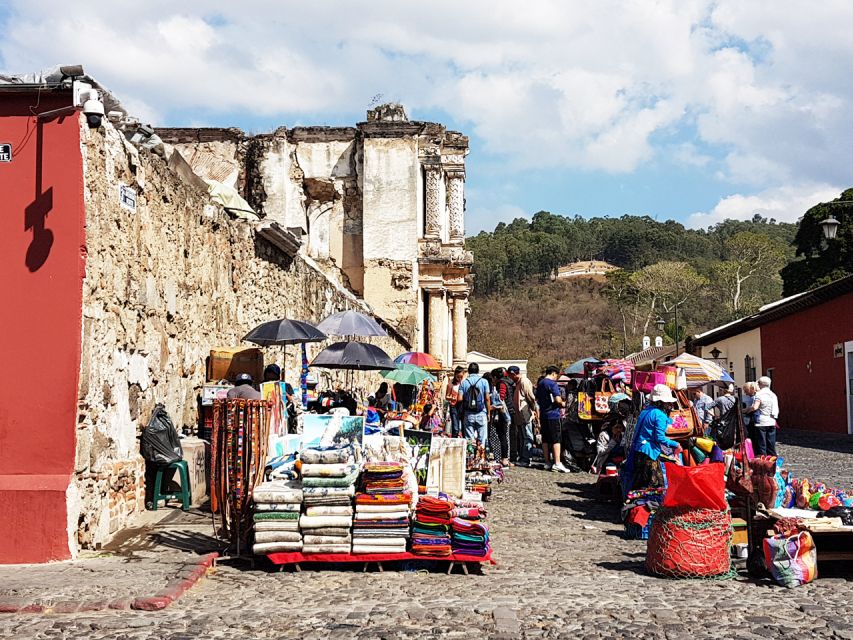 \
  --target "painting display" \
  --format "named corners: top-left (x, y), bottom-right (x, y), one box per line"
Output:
top-left (302, 414), bottom-right (365, 450)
